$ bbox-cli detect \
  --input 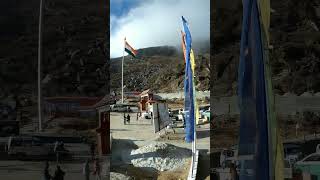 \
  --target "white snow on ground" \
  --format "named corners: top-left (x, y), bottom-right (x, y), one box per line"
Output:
top-left (130, 142), bottom-right (191, 172)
